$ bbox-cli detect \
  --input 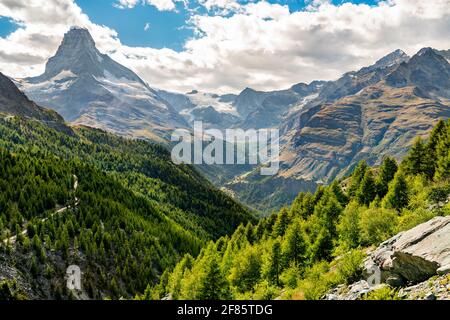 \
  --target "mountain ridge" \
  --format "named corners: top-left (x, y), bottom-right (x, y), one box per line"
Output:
top-left (226, 47), bottom-right (450, 213)
top-left (18, 27), bottom-right (188, 142)
top-left (0, 72), bottom-right (70, 133)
